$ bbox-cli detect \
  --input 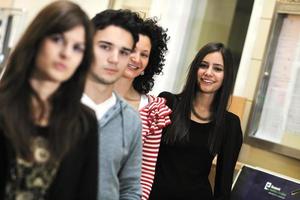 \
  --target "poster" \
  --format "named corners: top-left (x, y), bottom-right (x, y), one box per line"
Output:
top-left (255, 15), bottom-right (300, 145)
top-left (231, 166), bottom-right (300, 200)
